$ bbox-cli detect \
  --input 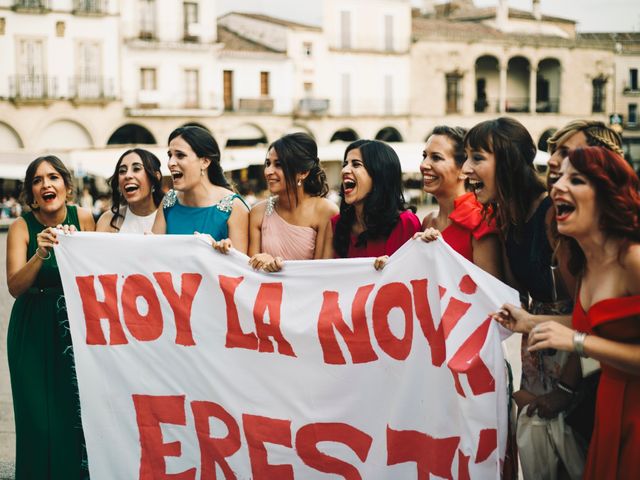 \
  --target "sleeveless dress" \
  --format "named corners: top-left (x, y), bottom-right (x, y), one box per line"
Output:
top-left (440, 192), bottom-right (497, 261)
top-left (119, 205), bottom-right (156, 234)
top-left (163, 189), bottom-right (247, 239)
top-left (260, 196), bottom-right (316, 260)
top-left (572, 293), bottom-right (640, 480)
top-left (7, 206), bottom-right (89, 479)
top-left (330, 210), bottom-right (420, 258)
